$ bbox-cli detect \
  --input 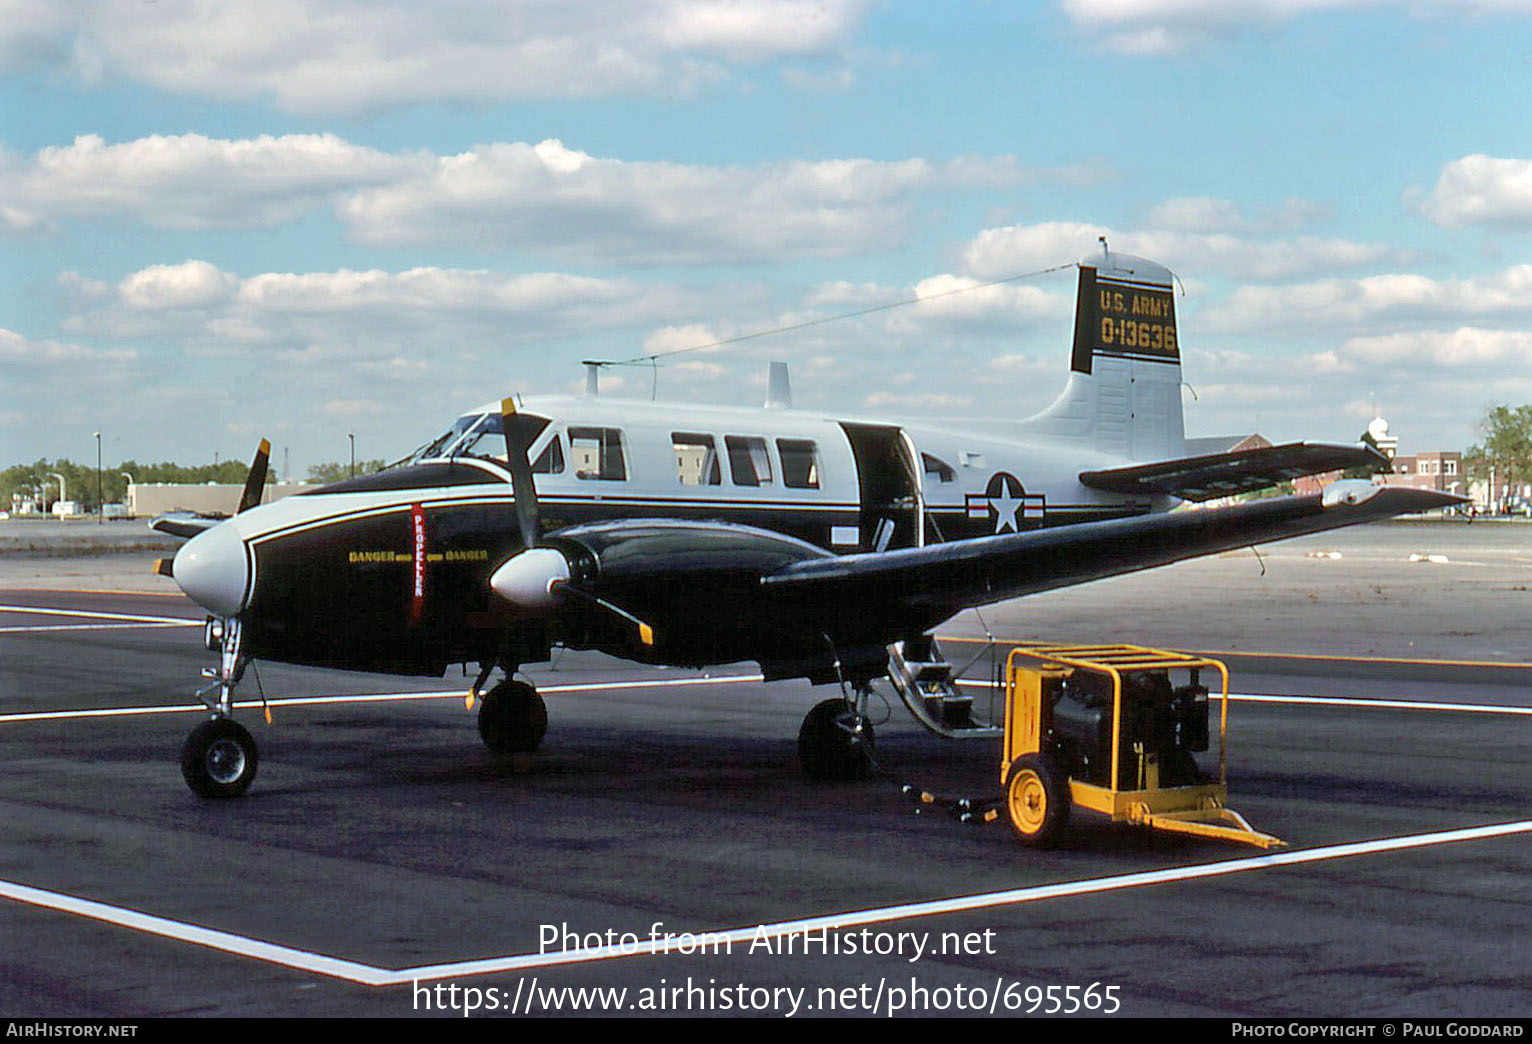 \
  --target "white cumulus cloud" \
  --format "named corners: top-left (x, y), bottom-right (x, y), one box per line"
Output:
top-left (1, 0), bottom-right (873, 114)
top-left (1417, 154), bottom-right (1532, 228)
top-left (339, 140), bottom-right (1033, 264)
top-left (962, 219), bottom-right (1404, 283)
top-left (1061, 0), bottom-right (1532, 54)
top-left (10, 133), bottom-right (421, 229)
